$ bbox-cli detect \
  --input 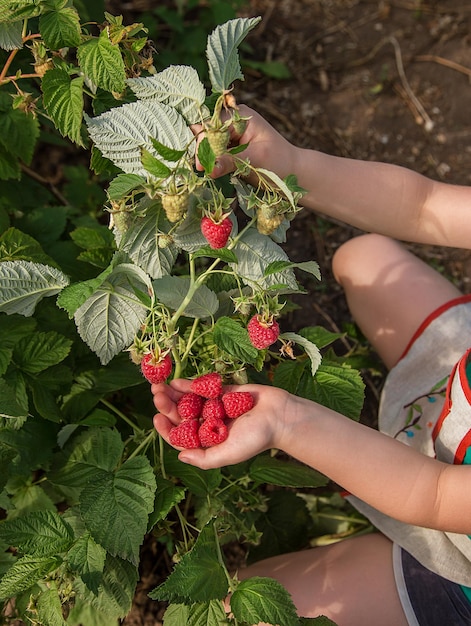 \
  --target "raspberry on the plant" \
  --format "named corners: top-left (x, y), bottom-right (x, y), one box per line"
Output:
top-left (169, 419), bottom-right (201, 449)
top-left (198, 416), bottom-right (228, 448)
top-left (222, 391), bottom-right (254, 418)
top-left (140, 352), bottom-right (172, 384)
top-left (162, 191), bottom-right (190, 223)
top-left (206, 127), bottom-right (230, 157)
top-left (177, 392), bottom-right (204, 420)
top-left (201, 216), bottom-right (232, 249)
top-left (201, 397), bottom-right (226, 421)
top-left (247, 315), bottom-right (280, 350)
top-left (190, 372), bottom-right (223, 399)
